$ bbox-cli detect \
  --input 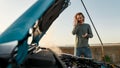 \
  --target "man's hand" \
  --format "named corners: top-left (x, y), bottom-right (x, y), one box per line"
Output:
top-left (82, 33), bottom-right (88, 38)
